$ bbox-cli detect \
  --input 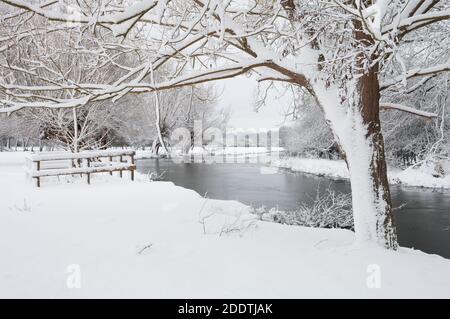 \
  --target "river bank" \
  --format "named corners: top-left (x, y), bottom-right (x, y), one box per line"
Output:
top-left (135, 147), bottom-right (284, 160)
top-left (273, 157), bottom-right (450, 189)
